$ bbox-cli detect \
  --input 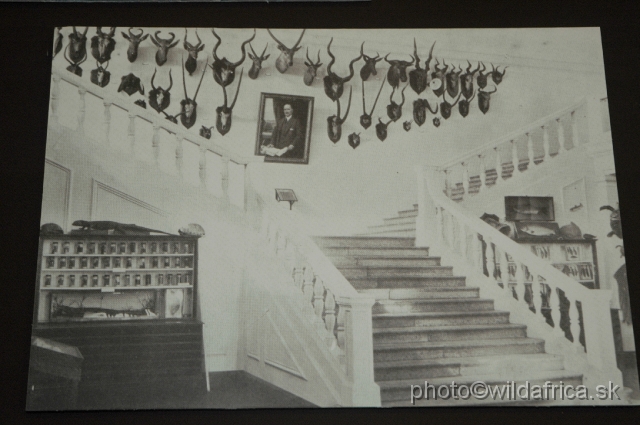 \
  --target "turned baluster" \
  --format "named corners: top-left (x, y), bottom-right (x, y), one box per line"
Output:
top-left (443, 170), bottom-right (452, 199)
top-left (293, 264), bottom-right (305, 290)
top-left (77, 86), bottom-right (86, 134)
top-left (336, 304), bottom-right (346, 353)
top-left (526, 132), bottom-right (535, 168)
top-left (302, 267), bottom-right (315, 305)
top-left (532, 275), bottom-right (543, 315)
top-left (461, 162), bottom-right (469, 195)
top-left (151, 123), bottom-right (161, 164)
top-left (128, 112), bottom-right (137, 152)
top-left (446, 211), bottom-right (456, 250)
top-left (324, 290), bottom-right (337, 347)
top-left (478, 155), bottom-right (486, 193)
top-left (496, 247), bottom-right (509, 290)
top-left (313, 277), bottom-right (325, 317)
top-left (514, 261), bottom-right (526, 302)
top-left (495, 147), bottom-right (503, 183)
top-left (549, 285), bottom-right (563, 333)
top-left (542, 125), bottom-right (550, 160)
top-left (485, 237), bottom-right (496, 284)
top-left (569, 297), bottom-right (583, 349)
top-left (511, 139), bottom-right (521, 174)
top-left (199, 144), bottom-right (207, 187)
top-left (459, 222), bottom-right (468, 261)
top-left (175, 133), bottom-right (184, 177)
top-left (556, 118), bottom-right (566, 154)
top-left (435, 206), bottom-right (444, 247)
top-left (571, 110), bottom-right (580, 148)
top-left (221, 156), bottom-right (230, 203)
top-left (471, 229), bottom-right (483, 274)
top-left (103, 99), bottom-right (112, 145)
top-left (50, 73), bottom-right (61, 123)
